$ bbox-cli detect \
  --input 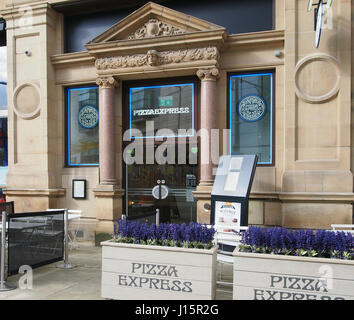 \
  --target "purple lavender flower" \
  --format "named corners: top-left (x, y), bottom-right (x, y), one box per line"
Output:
top-left (240, 225), bottom-right (353, 260)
